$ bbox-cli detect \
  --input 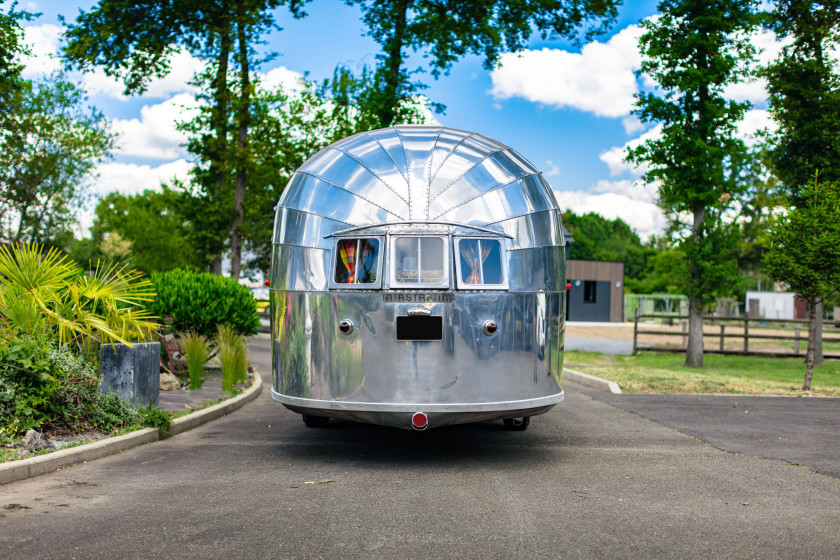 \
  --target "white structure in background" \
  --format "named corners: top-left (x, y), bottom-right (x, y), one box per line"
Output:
top-left (745, 291), bottom-right (795, 320)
